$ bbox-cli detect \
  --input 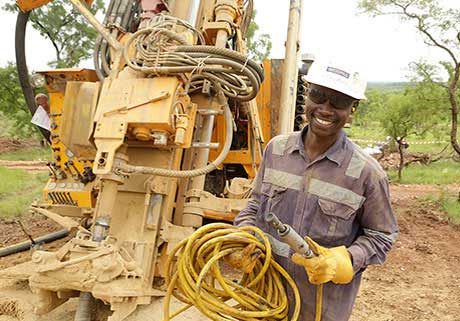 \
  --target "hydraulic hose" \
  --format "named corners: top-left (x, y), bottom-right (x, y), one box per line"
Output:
top-left (0, 229), bottom-right (69, 257)
top-left (118, 91), bottom-right (233, 178)
top-left (15, 11), bottom-right (50, 142)
top-left (163, 223), bottom-right (300, 321)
